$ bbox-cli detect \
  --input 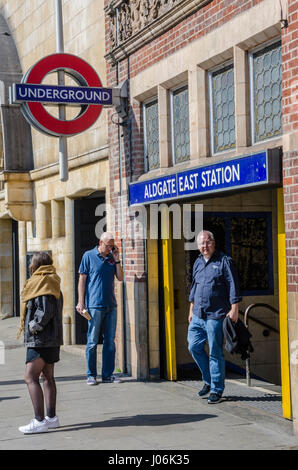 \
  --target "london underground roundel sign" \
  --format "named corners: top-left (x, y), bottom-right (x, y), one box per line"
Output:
top-left (10, 53), bottom-right (113, 137)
